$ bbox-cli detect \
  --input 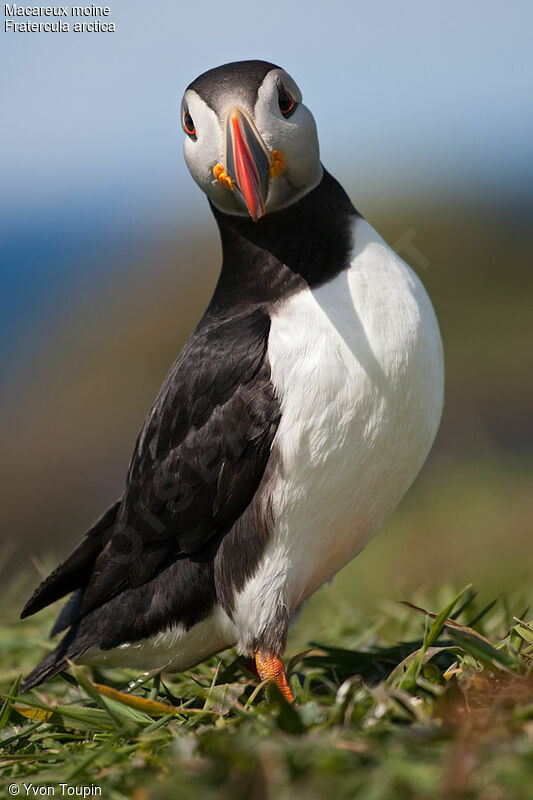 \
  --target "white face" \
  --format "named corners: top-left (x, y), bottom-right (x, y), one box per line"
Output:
top-left (181, 67), bottom-right (323, 218)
